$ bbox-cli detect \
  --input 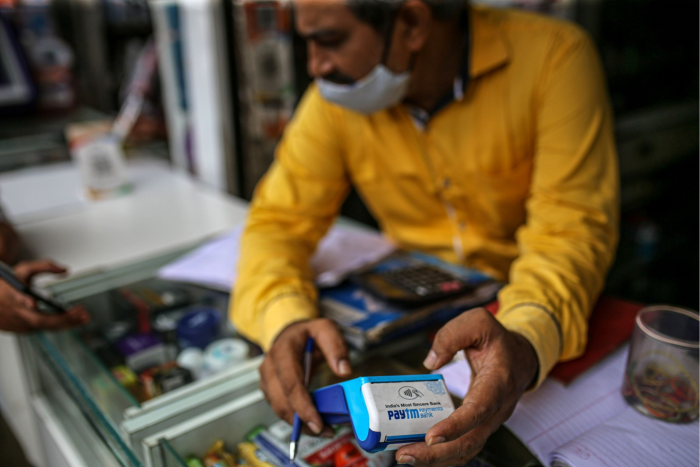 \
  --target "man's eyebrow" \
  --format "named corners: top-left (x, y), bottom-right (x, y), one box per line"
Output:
top-left (299, 28), bottom-right (344, 41)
